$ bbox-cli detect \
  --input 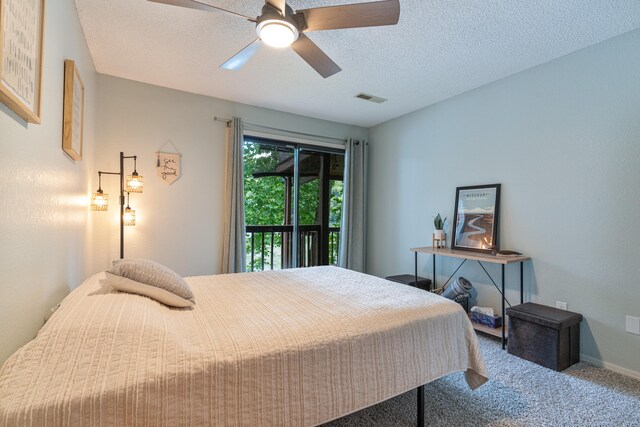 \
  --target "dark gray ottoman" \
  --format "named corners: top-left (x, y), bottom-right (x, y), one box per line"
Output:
top-left (385, 274), bottom-right (431, 291)
top-left (506, 302), bottom-right (582, 371)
